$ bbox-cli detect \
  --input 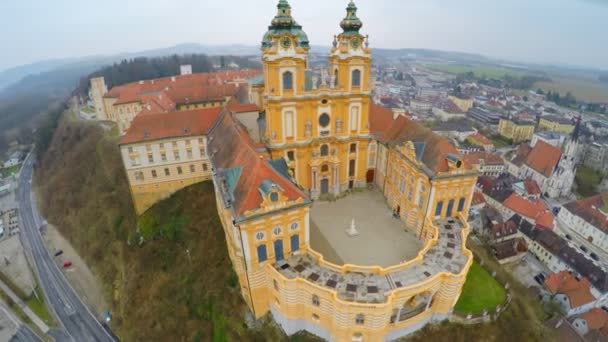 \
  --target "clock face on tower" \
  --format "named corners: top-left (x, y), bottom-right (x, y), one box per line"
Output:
top-left (351, 39), bottom-right (360, 49)
top-left (281, 38), bottom-right (292, 49)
